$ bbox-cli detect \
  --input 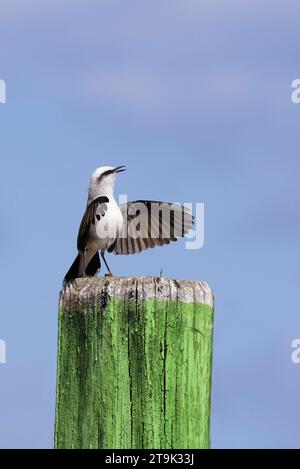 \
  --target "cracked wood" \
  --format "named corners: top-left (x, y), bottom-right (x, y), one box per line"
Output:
top-left (55, 276), bottom-right (214, 449)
